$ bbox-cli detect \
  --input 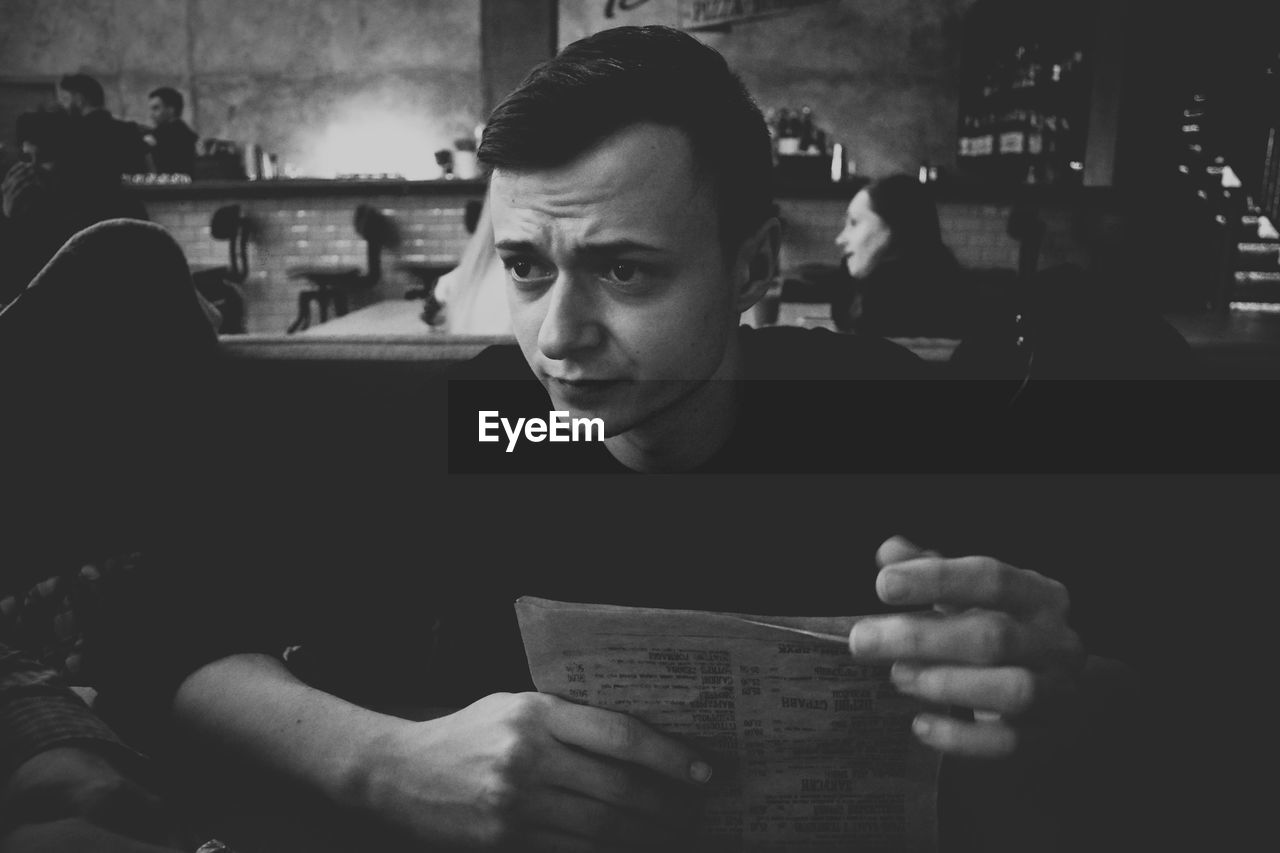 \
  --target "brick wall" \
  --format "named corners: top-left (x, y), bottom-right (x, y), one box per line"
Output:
top-left (147, 192), bottom-right (479, 334)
